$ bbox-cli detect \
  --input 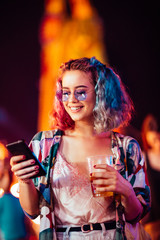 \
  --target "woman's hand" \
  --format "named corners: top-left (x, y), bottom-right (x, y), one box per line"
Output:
top-left (10, 155), bottom-right (39, 182)
top-left (92, 164), bottom-right (143, 222)
top-left (92, 164), bottom-right (133, 197)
